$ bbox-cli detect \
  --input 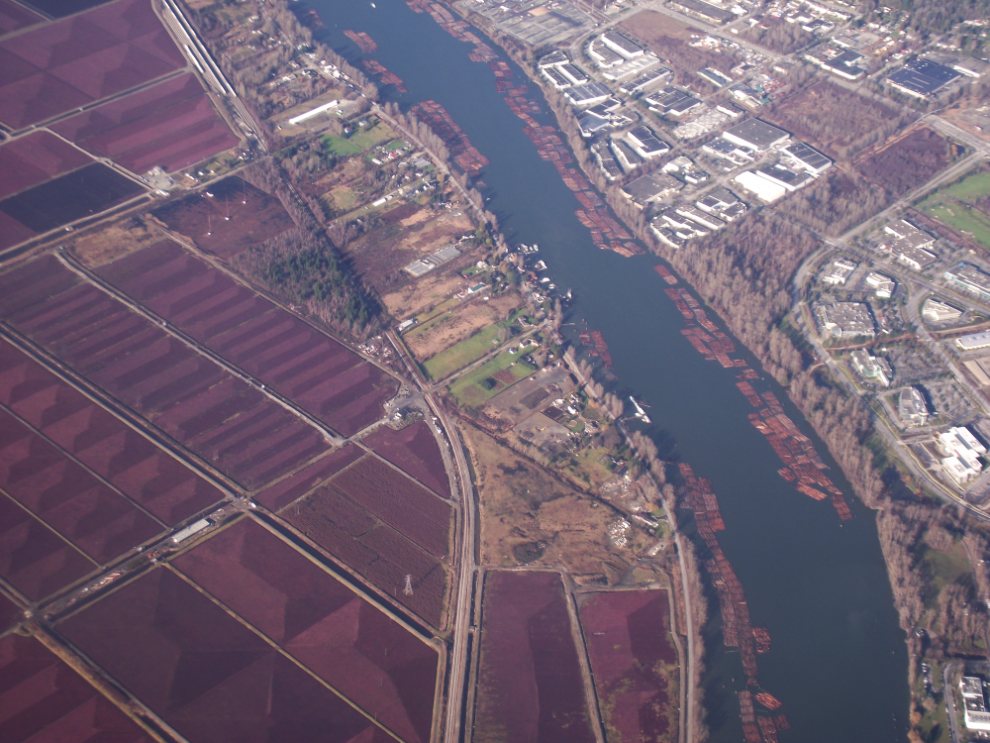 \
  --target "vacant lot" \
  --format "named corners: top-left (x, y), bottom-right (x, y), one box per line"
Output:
top-left (619, 11), bottom-right (731, 88)
top-left (766, 81), bottom-right (905, 160)
top-left (152, 176), bottom-right (295, 259)
top-left (859, 126), bottom-right (955, 198)
top-left (405, 291), bottom-right (523, 362)
top-left (344, 207), bottom-right (475, 300)
top-left (68, 216), bottom-right (162, 267)
top-left (464, 424), bottom-right (645, 578)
